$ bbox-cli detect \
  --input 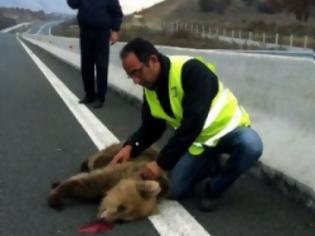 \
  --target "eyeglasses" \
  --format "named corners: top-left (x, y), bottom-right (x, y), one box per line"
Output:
top-left (127, 64), bottom-right (145, 78)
